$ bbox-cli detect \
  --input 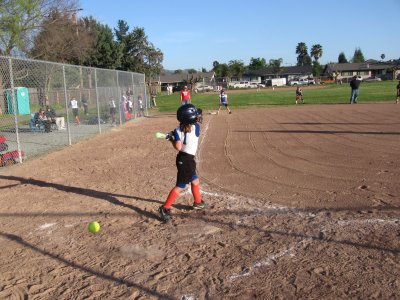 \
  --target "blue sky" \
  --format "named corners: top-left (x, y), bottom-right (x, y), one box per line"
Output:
top-left (79, 0), bottom-right (400, 71)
